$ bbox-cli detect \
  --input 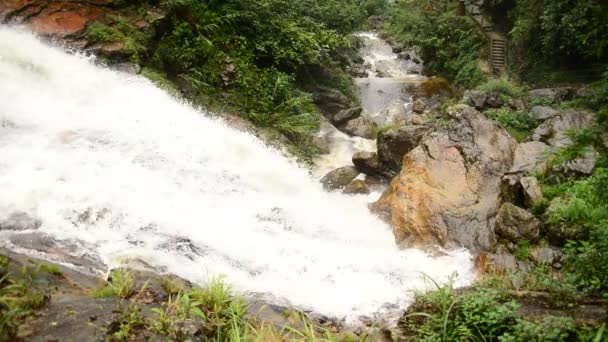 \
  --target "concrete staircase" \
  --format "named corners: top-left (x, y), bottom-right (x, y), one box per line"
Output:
top-left (462, 0), bottom-right (508, 77)
top-left (490, 37), bottom-right (507, 74)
